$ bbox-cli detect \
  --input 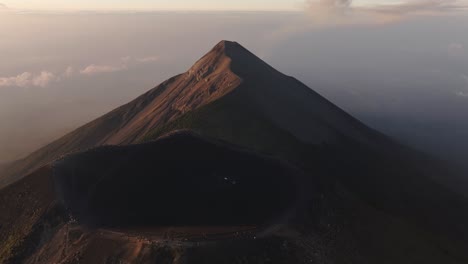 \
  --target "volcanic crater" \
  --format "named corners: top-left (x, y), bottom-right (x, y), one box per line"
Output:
top-left (52, 131), bottom-right (299, 229)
